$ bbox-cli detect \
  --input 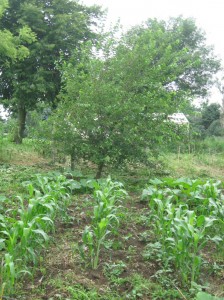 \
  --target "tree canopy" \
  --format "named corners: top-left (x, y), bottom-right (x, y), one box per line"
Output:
top-left (44, 17), bottom-right (221, 176)
top-left (0, 0), bottom-right (103, 143)
top-left (201, 103), bottom-right (221, 129)
top-left (0, 0), bottom-right (36, 60)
